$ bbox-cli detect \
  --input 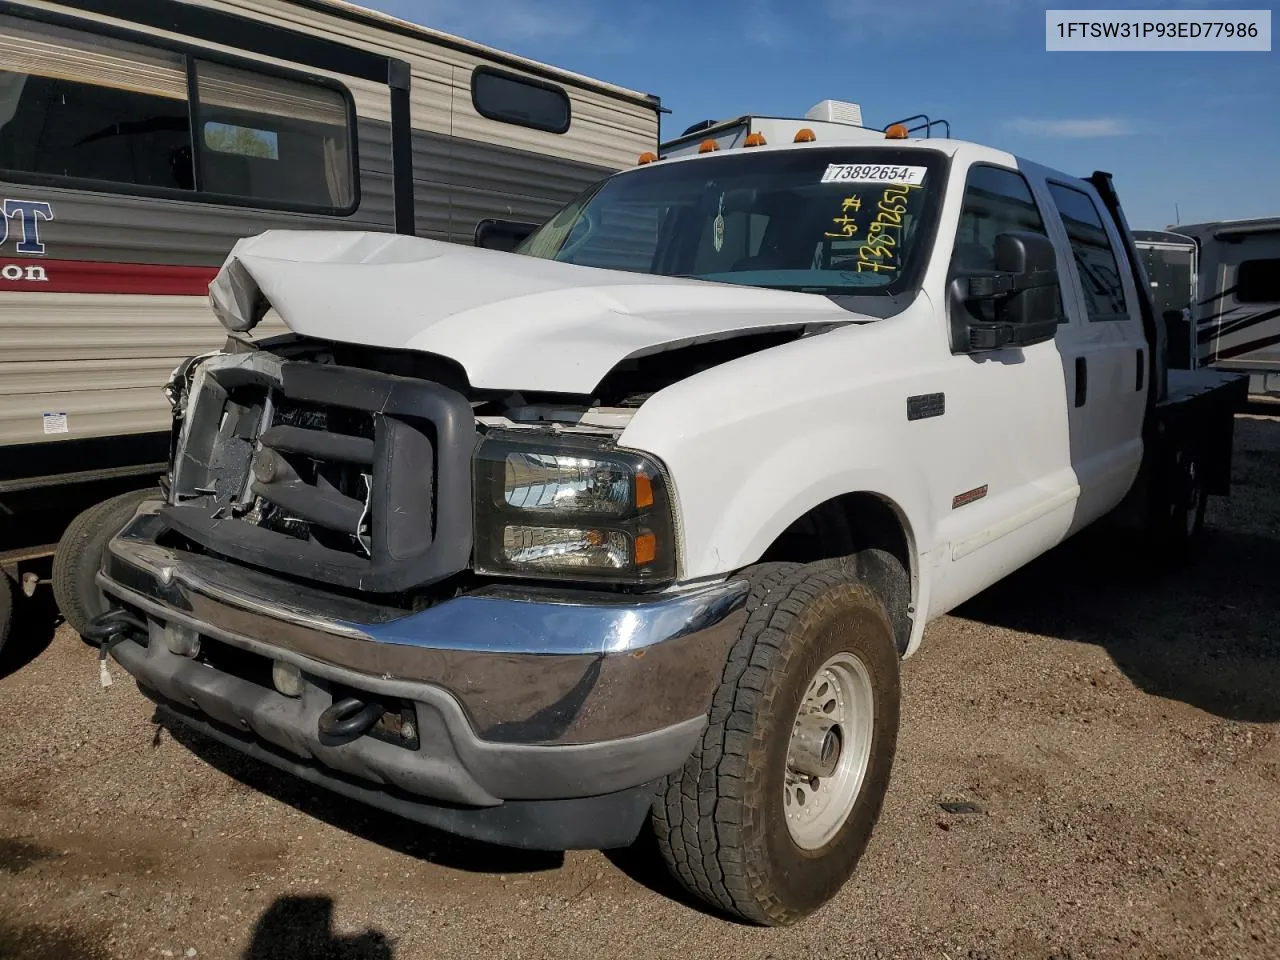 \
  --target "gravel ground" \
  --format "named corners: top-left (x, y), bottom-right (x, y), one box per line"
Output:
top-left (1, 413), bottom-right (1276, 960)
